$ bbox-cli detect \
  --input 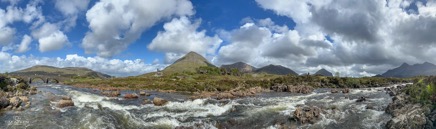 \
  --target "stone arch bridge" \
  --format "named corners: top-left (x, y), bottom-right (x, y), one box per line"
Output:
top-left (28, 77), bottom-right (60, 84)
